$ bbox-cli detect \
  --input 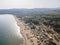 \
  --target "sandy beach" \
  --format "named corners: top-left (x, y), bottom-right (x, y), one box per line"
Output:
top-left (15, 17), bottom-right (38, 45)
